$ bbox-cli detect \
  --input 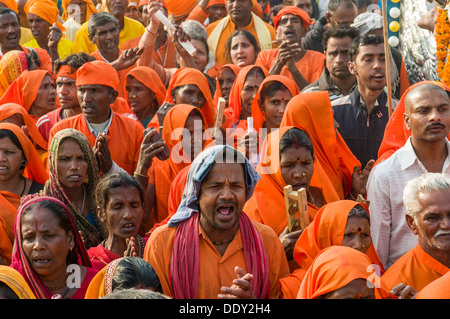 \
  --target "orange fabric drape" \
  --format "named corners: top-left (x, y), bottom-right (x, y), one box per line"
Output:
top-left (0, 70), bottom-right (52, 117)
top-left (61, 0), bottom-right (97, 21)
top-left (0, 0), bottom-right (18, 12)
top-left (244, 126), bottom-right (341, 237)
top-left (124, 66), bottom-right (167, 108)
top-left (416, 271), bottom-right (450, 299)
top-left (279, 200), bottom-right (384, 299)
top-left (297, 246), bottom-right (381, 299)
top-left (0, 50), bottom-right (28, 97)
top-left (280, 91), bottom-right (360, 199)
top-left (0, 265), bottom-right (36, 298)
top-left (164, 67), bottom-right (215, 127)
top-left (250, 75), bottom-right (299, 131)
top-left (376, 81), bottom-right (450, 165)
top-left (213, 64), bottom-right (241, 107)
